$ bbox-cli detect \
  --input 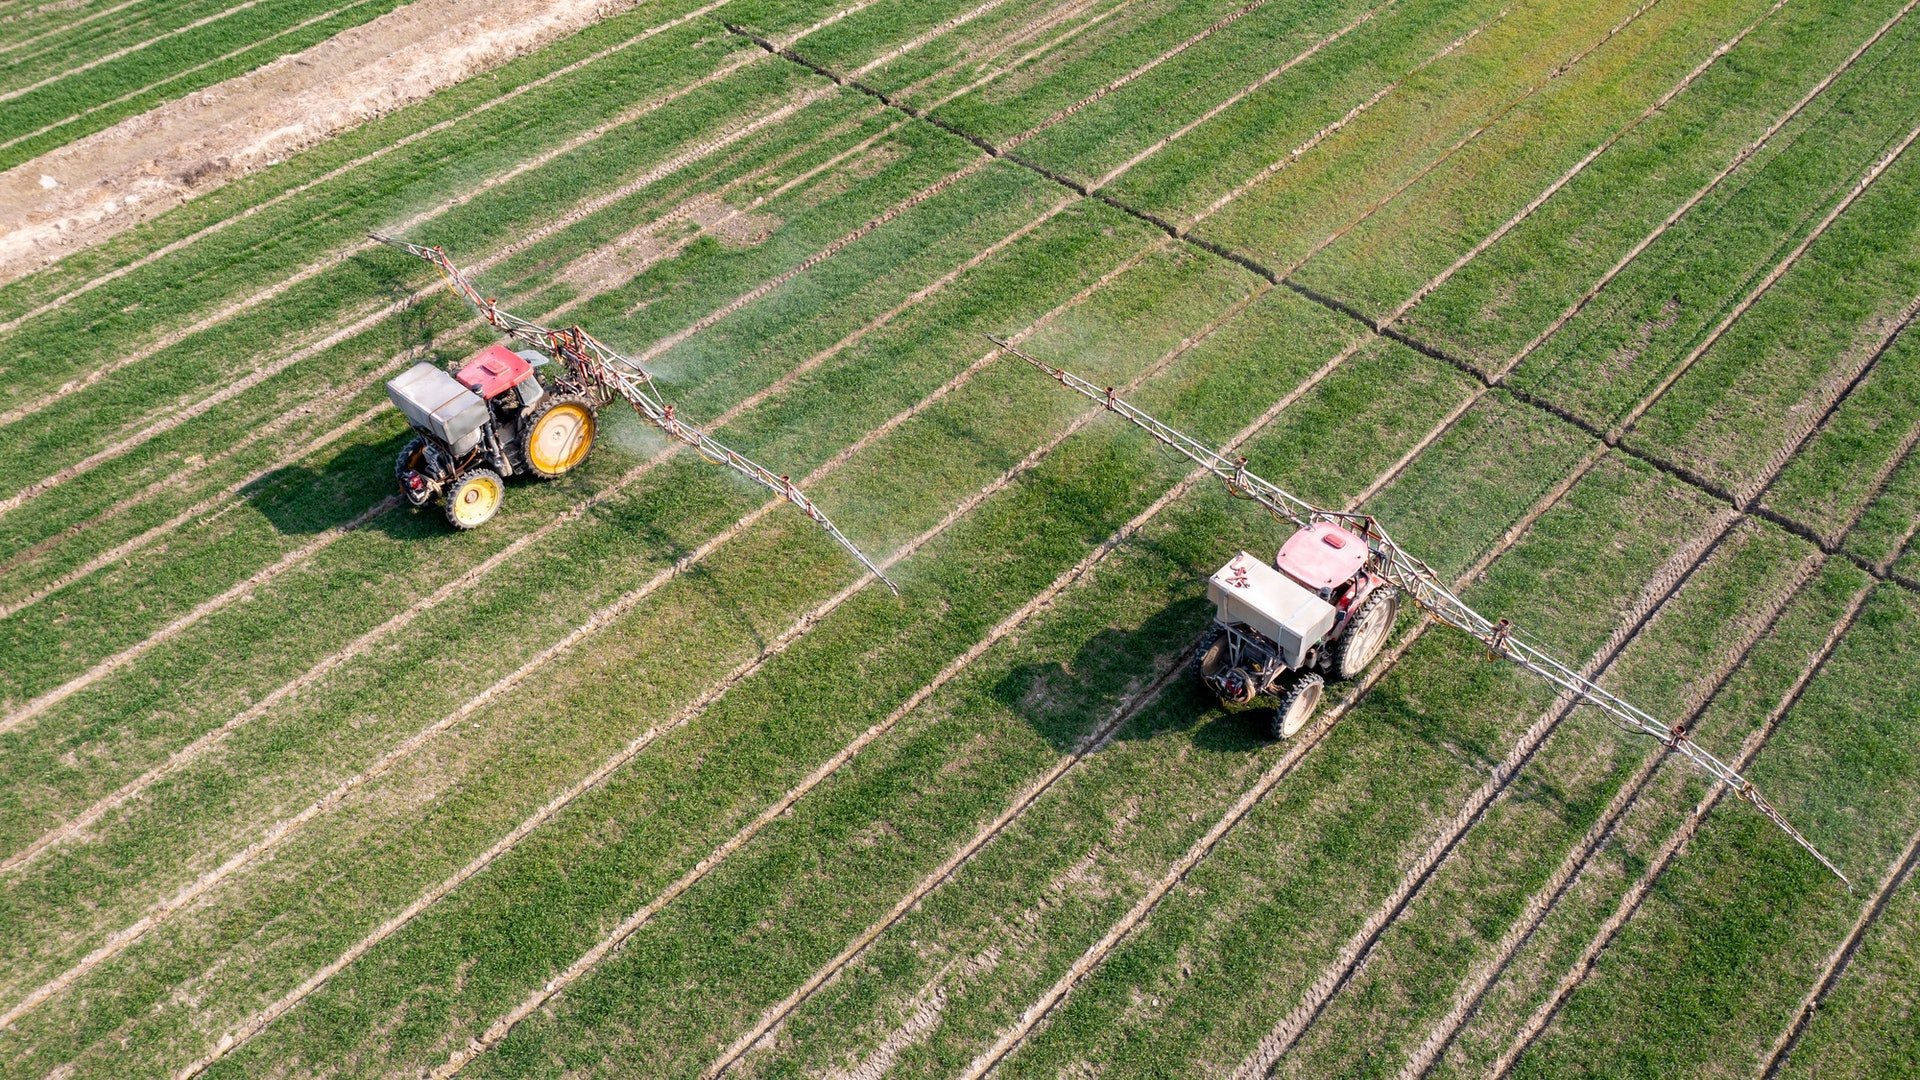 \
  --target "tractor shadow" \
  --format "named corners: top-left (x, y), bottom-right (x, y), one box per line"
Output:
top-left (243, 432), bottom-right (436, 540)
top-left (990, 594), bottom-right (1268, 756)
